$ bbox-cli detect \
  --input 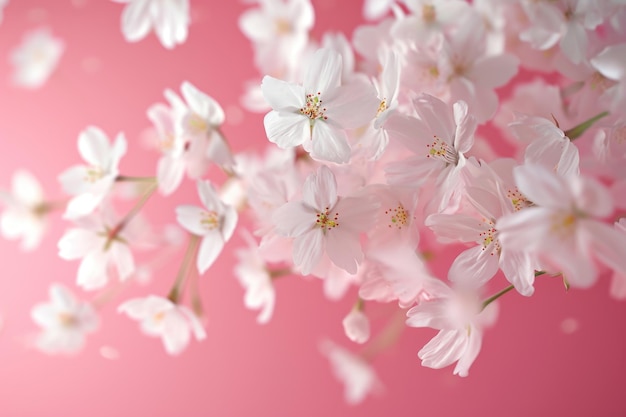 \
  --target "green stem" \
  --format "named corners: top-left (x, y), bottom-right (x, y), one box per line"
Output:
top-left (481, 271), bottom-right (547, 310)
top-left (167, 234), bottom-right (200, 304)
top-left (565, 111), bottom-right (609, 140)
top-left (481, 285), bottom-right (514, 310)
top-left (116, 175), bottom-right (157, 183)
